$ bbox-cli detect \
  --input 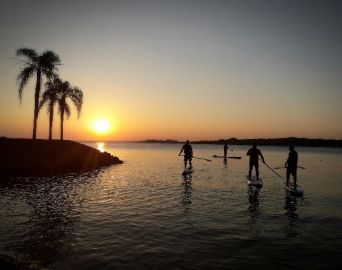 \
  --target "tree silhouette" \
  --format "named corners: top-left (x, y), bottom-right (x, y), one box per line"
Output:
top-left (16, 48), bottom-right (61, 139)
top-left (57, 81), bottom-right (83, 140)
top-left (39, 78), bottom-right (63, 140)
